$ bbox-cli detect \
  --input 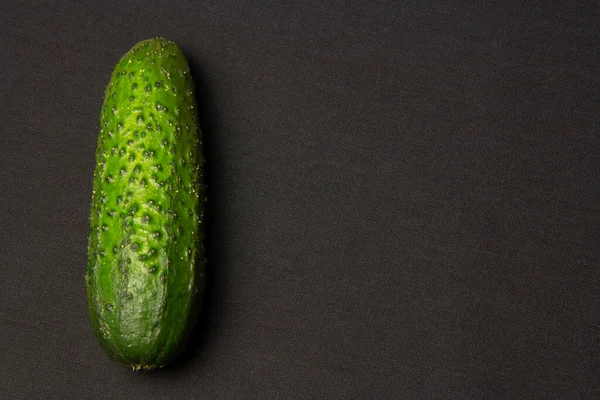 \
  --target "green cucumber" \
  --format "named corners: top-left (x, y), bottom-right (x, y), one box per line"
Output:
top-left (86, 38), bottom-right (204, 370)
